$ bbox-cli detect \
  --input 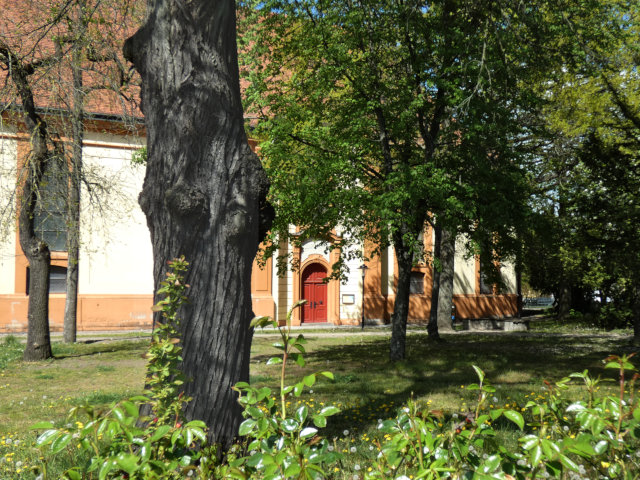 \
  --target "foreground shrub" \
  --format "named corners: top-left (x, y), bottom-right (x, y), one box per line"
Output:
top-left (33, 257), bottom-right (210, 479)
